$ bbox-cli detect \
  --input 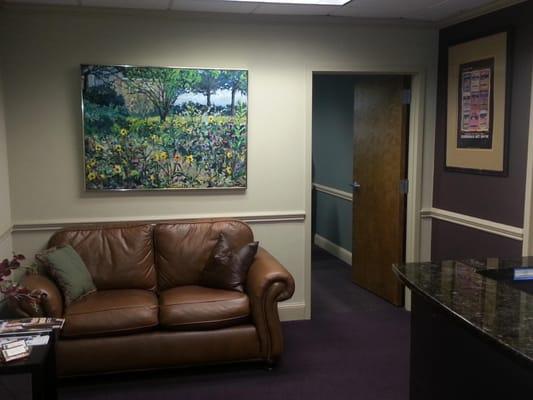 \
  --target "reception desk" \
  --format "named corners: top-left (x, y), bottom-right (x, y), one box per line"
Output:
top-left (394, 258), bottom-right (533, 400)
